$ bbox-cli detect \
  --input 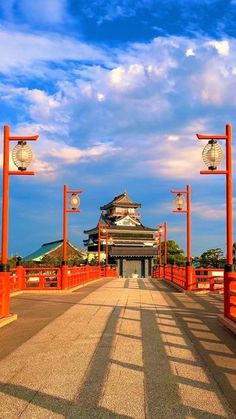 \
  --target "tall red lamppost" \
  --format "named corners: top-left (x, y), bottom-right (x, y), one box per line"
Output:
top-left (0, 125), bottom-right (39, 320)
top-left (157, 225), bottom-right (162, 276)
top-left (171, 185), bottom-right (192, 290)
top-left (156, 223), bottom-right (168, 277)
top-left (97, 221), bottom-right (105, 266)
top-left (154, 229), bottom-right (160, 273)
top-left (97, 223), bottom-right (112, 268)
top-left (62, 184), bottom-right (83, 289)
top-left (97, 221), bottom-right (101, 266)
top-left (196, 124), bottom-right (236, 327)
